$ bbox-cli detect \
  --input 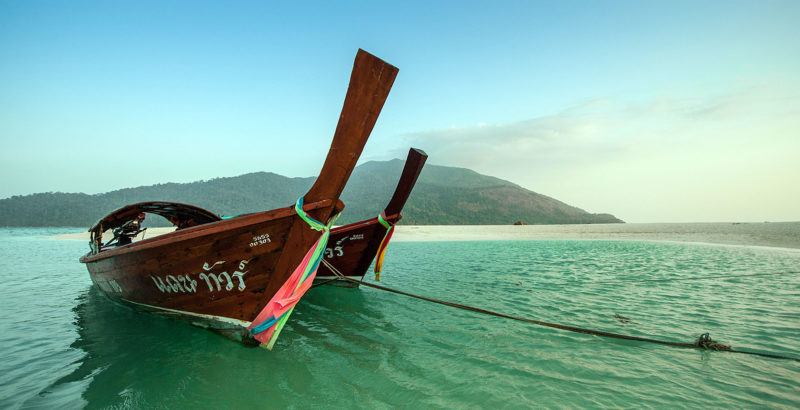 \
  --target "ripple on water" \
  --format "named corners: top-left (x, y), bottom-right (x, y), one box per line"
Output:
top-left (0, 230), bottom-right (798, 408)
